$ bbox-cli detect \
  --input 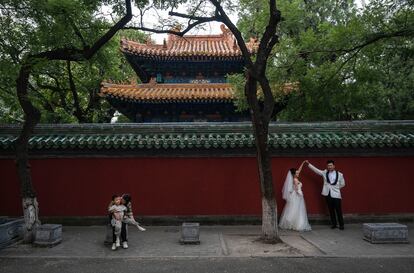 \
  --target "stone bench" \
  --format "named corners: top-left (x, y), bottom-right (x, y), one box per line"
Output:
top-left (363, 223), bottom-right (409, 244)
top-left (0, 217), bottom-right (24, 249)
